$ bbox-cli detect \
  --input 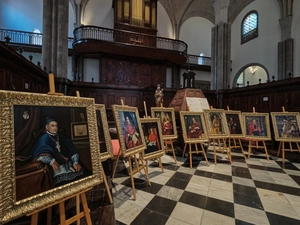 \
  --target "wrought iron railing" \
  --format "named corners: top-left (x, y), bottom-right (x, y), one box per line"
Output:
top-left (0, 28), bottom-right (74, 49)
top-left (0, 27), bottom-right (211, 66)
top-left (73, 25), bottom-right (188, 54)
